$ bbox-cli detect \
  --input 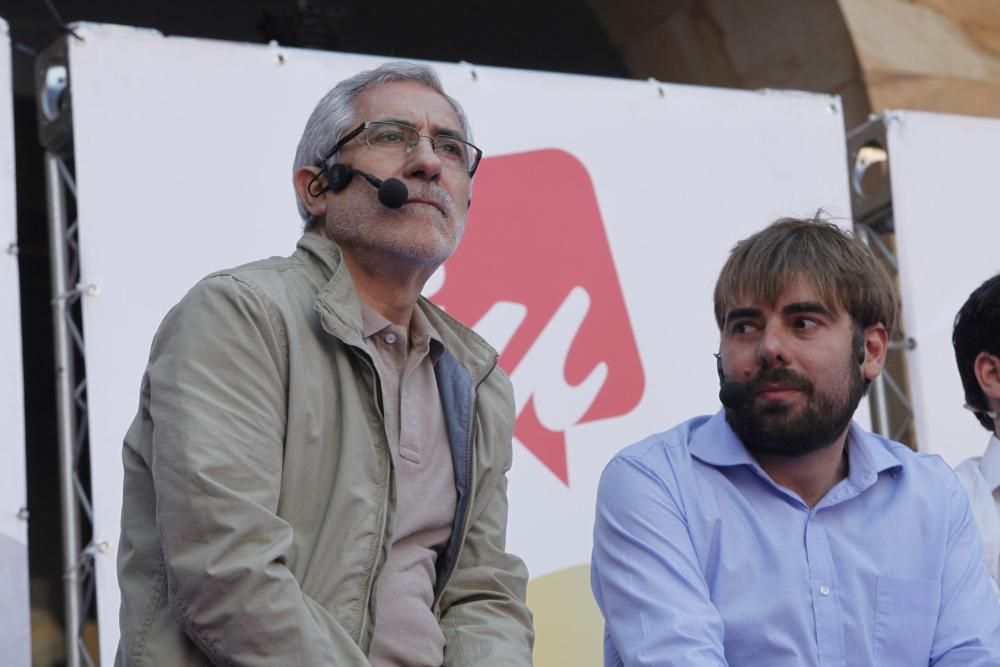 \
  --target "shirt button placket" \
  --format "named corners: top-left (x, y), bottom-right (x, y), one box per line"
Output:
top-left (804, 512), bottom-right (845, 666)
